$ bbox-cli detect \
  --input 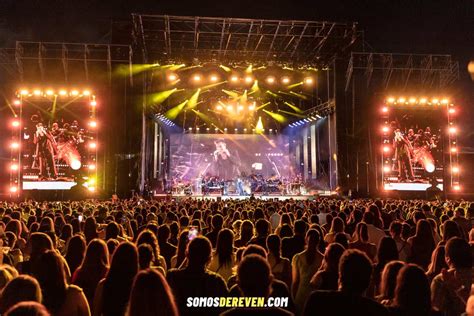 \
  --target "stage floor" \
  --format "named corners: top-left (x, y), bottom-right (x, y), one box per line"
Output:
top-left (153, 191), bottom-right (335, 200)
